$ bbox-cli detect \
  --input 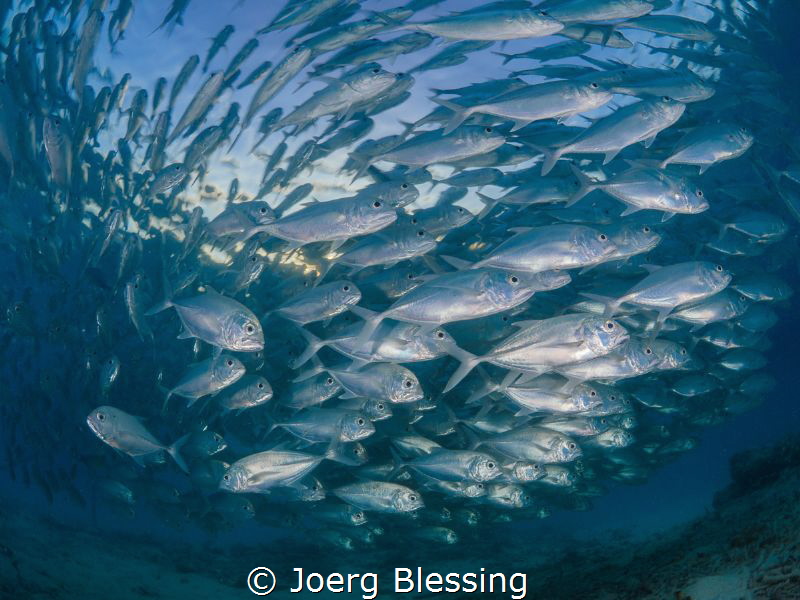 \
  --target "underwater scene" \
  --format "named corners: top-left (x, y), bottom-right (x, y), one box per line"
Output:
top-left (2, 0), bottom-right (800, 598)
